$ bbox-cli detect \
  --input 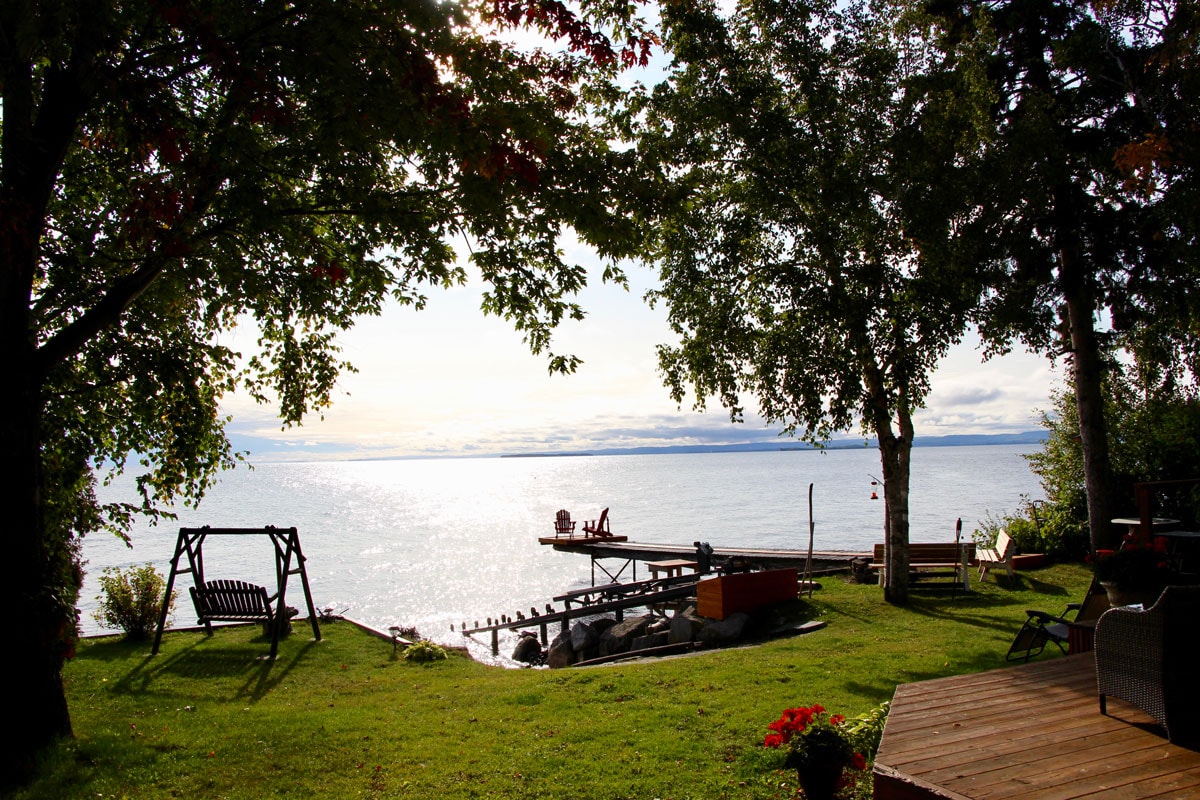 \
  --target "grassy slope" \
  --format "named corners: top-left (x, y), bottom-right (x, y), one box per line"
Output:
top-left (18, 565), bottom-right (1092, 800)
